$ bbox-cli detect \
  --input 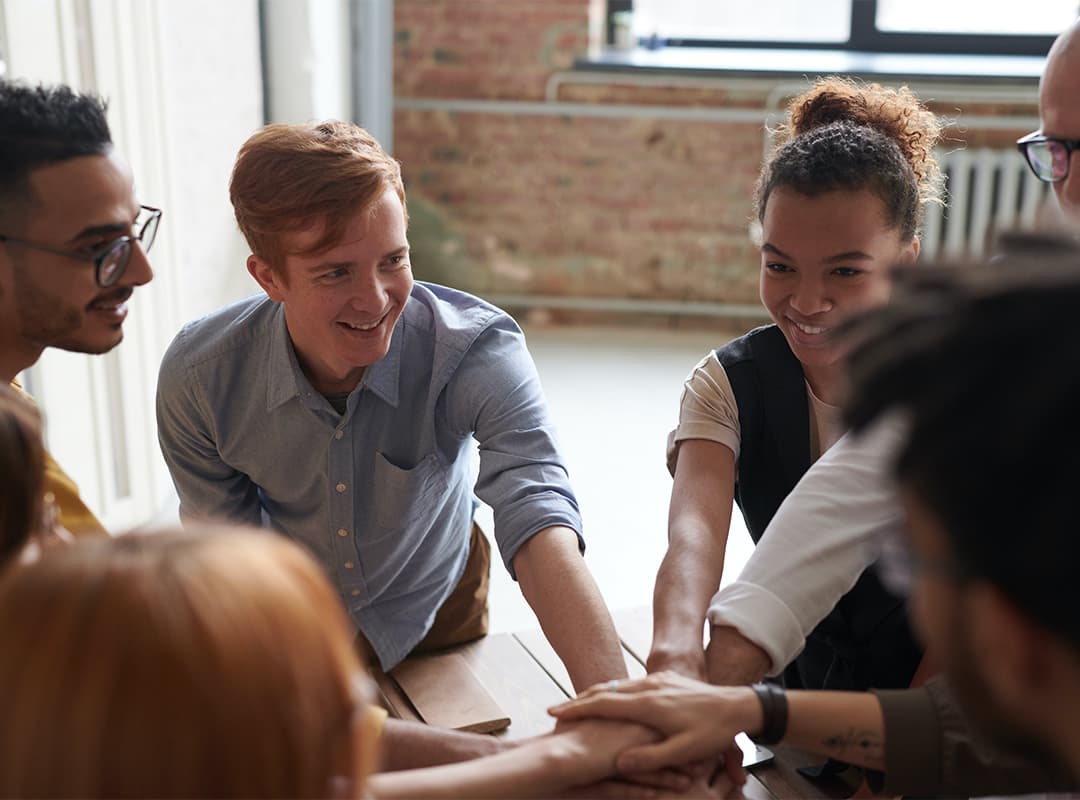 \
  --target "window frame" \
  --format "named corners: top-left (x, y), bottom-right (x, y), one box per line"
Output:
top-left (615, 0), bottom-right (1060, 57)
